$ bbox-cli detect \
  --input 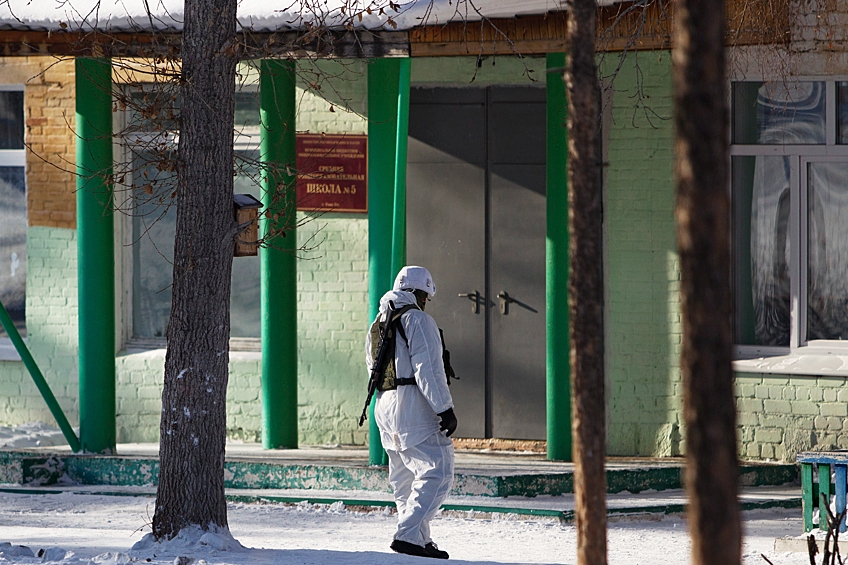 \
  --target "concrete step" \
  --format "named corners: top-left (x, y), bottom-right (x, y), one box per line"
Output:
top-left (0, 446), bottom-right (798, 499)
top-left (0, 483), bottom-right (802, 523)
